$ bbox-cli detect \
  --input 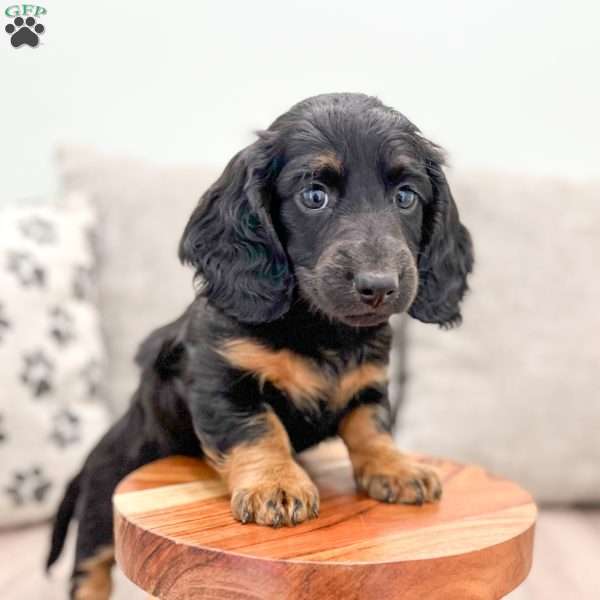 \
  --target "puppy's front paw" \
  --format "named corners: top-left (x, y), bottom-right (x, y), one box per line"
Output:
top-left (355, 451), bottom-right (442, 505)
top-left (230, 465), bottom-right (319, 527)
